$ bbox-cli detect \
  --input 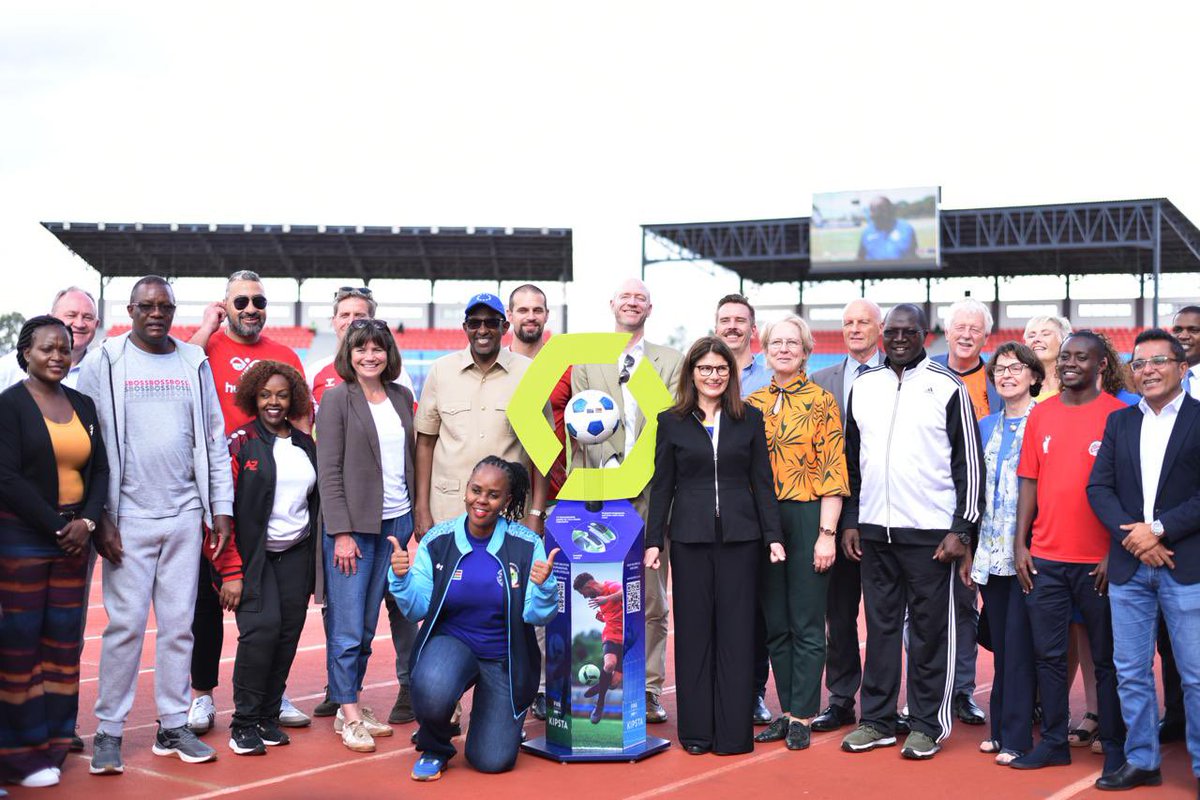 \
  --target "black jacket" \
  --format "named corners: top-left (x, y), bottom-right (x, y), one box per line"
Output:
top-left (1087, 394), bottom-right (1200, 586)
top-left (209, 418), bottom-right (319, 613)
top-left (0, 382), bottom-right (109, 536)
top-left (646, 406), bottom-right (782, 549)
